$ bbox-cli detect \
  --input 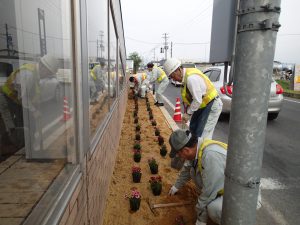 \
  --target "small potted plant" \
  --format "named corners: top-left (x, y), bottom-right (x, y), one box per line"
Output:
top-left (135, 124), bottom-right (141, 132)
top-left (133, 143), bottom-right (141, 150)
top-left (151, 120), bottom-right (157, 126)
top-left (149, 176), bottom-right (162, 196)
top-left (158, 135), bottom-right (164, 146)
top-left (175, 215), bottom-right (185, 225)
top-left (154, 127), bottom-right (160, 136)
top-left (133, 149), bottom-right (141, 162)
top-left (135, 133), bottom-right (141, 141)
top-left (132, 166), bottom-right (142, 183)
top-left (125, 187), bottom-right (141, 211)
top-left (149, 114), bottom-right (154, 120)
top-left (160, 144), bottom-right (167, 157)
top-left (133, 111), bottom-right (138, 117)
top-left (148, 157), bottom-right (158, 174)
top-left (134, 117), bottom-right (139, 124)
